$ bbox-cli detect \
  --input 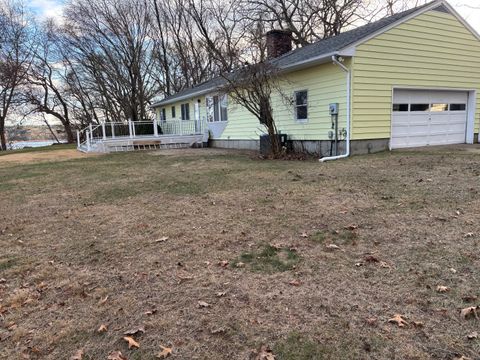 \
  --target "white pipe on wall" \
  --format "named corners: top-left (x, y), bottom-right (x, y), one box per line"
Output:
top-left (320, 55), bottom-right (351, 162)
